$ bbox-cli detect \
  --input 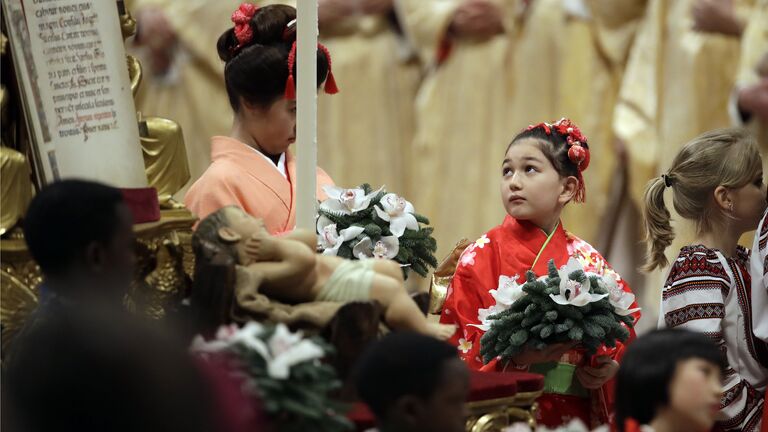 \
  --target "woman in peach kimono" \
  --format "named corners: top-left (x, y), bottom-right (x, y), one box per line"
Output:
top-left (185, 4), bottom-right (336, 234)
